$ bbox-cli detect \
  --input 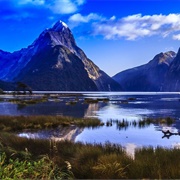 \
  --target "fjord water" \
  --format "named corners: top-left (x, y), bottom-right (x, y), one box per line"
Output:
top-left (2, 92), bottom-right (180, 151)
